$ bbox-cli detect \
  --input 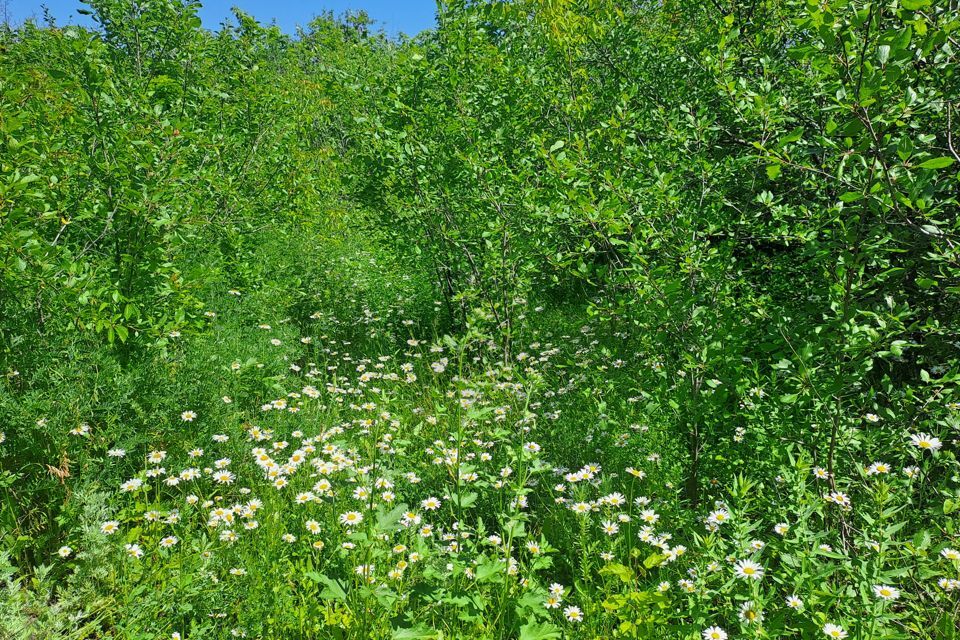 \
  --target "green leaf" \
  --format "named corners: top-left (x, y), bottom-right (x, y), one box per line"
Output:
top-left (917, 157), bottom-right (954, 169)
top-left (519, 622), bottom-right (562, 640)
top-left (877, 45), bottom-right (890, 65)
top-left (451, 492), bottom-right (478, 509)
top-left (549, 140), bottom-right (565, 152)
top-left (643, 553), bottom-right (666, 569)
top-left (599, 563), bottom-right (635, 583)
top-left (391, 626), bottom-right (439, 639)
top-left (896, 136), bottom-right (914, 161)
top-left (778, 126), bottom-right (804, 146)
top-left (475, 558), bottom-right (504, 583)
top-left (766, 164), bottom-right (781, 180)
top-left (306, 573), bottom-right (348, 601)
top-left (884, 521), bottom-right (907, 538)
top-left (376, 503), bottom-right (408, 532)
